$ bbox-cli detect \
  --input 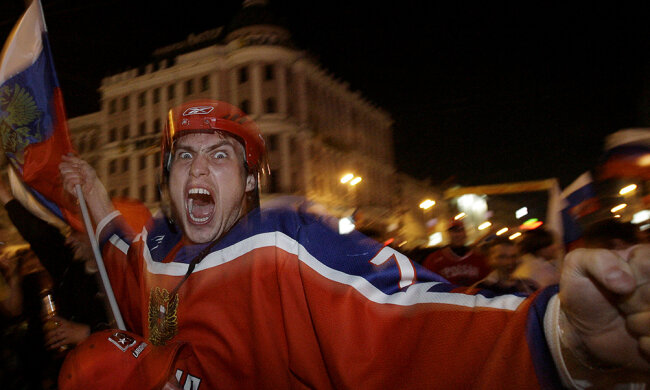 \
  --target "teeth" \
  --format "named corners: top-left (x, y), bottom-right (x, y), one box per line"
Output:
top-left (188, 188), bottom-right (211, 196)
top-left (187, 198), bottom-right (210, 223)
